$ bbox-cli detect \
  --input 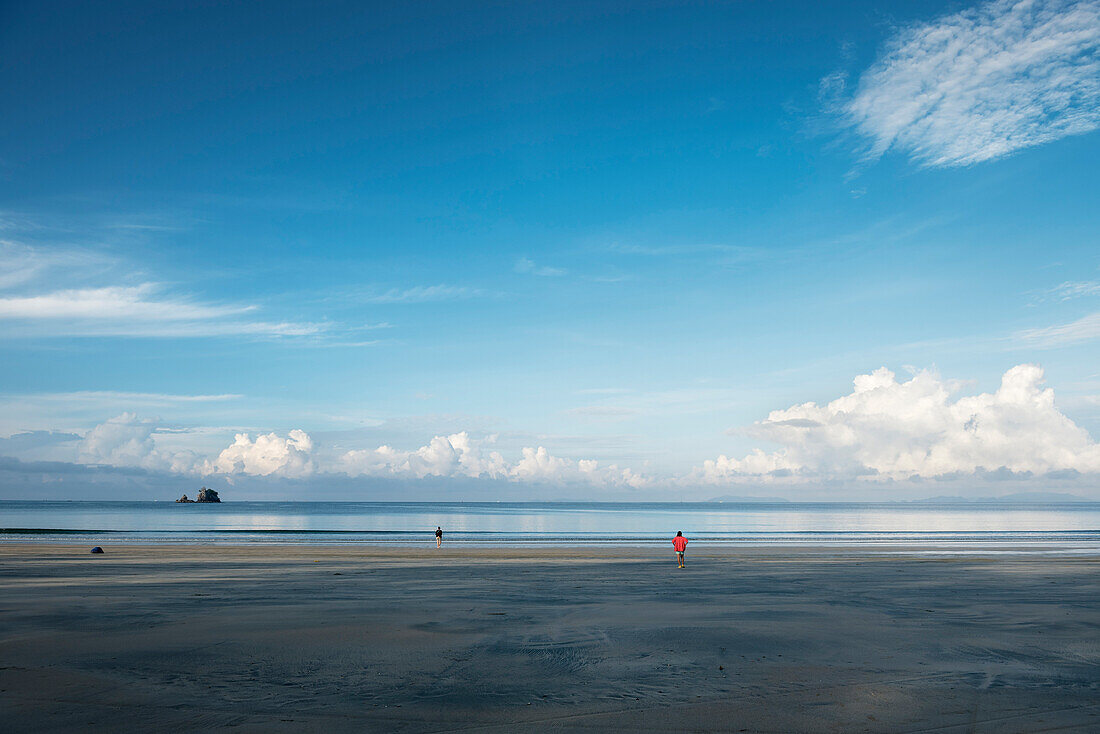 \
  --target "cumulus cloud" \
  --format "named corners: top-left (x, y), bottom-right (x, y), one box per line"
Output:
top-left (341, 431), bottom-right (507, 479)
top-left (76, 415), bottom-right (319, 479)
top-left (842, 0), bottom-right (1100, 167)
top-left (208, 429), bottom-right (315, 478)
top-left (342, 432), bottom-right (647, 487)
top-left (694, 365), bottom-right (1100, 484)
top-left (67, 418), bottom-right (641, 488)
top-left (78, 413), bottom-right (199, 474)
top-left (511, 446), bottom-right (648, 488)
top-left (78, 413), bottom-right (157, 466)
